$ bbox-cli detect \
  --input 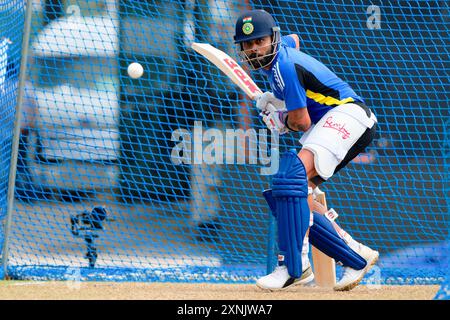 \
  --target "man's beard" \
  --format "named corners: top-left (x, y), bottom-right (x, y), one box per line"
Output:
top-left (248, 51), bottom-right (274, 69)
